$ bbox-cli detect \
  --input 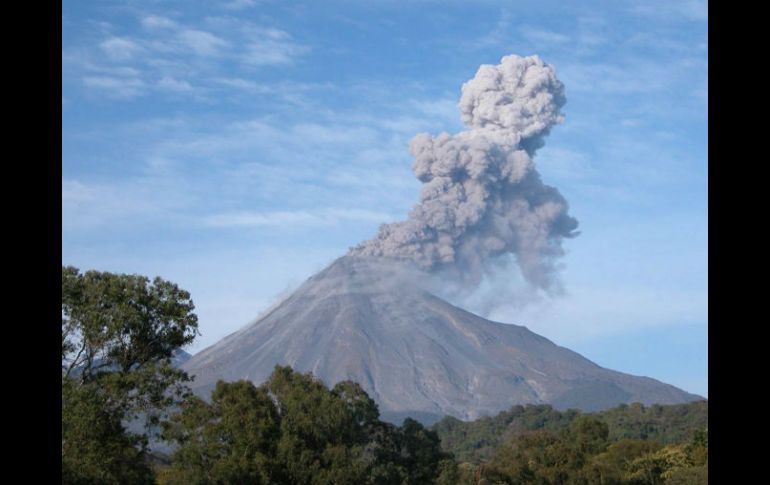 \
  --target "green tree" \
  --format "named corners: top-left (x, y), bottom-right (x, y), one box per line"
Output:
top-left (164, 366), bottom-right (452, 484)
top-left (266, 366), bottom-right (373, 484)
top-left (162, 380), bottom-right (282, 484)
top-left (484, 416), bottom-right (610, 484)
top-left (486, 429), bottom-right (583, 484)
top-left (399, 418), bottom-right (451, 484)
top-left (61, 266), bottom-right (199, 484)
top-left (62, 378), bottom-right (155, 485)
top-left (569, 415), bottom-right (610, 456)
top-left (581, 439), bottom-right (662, 485)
